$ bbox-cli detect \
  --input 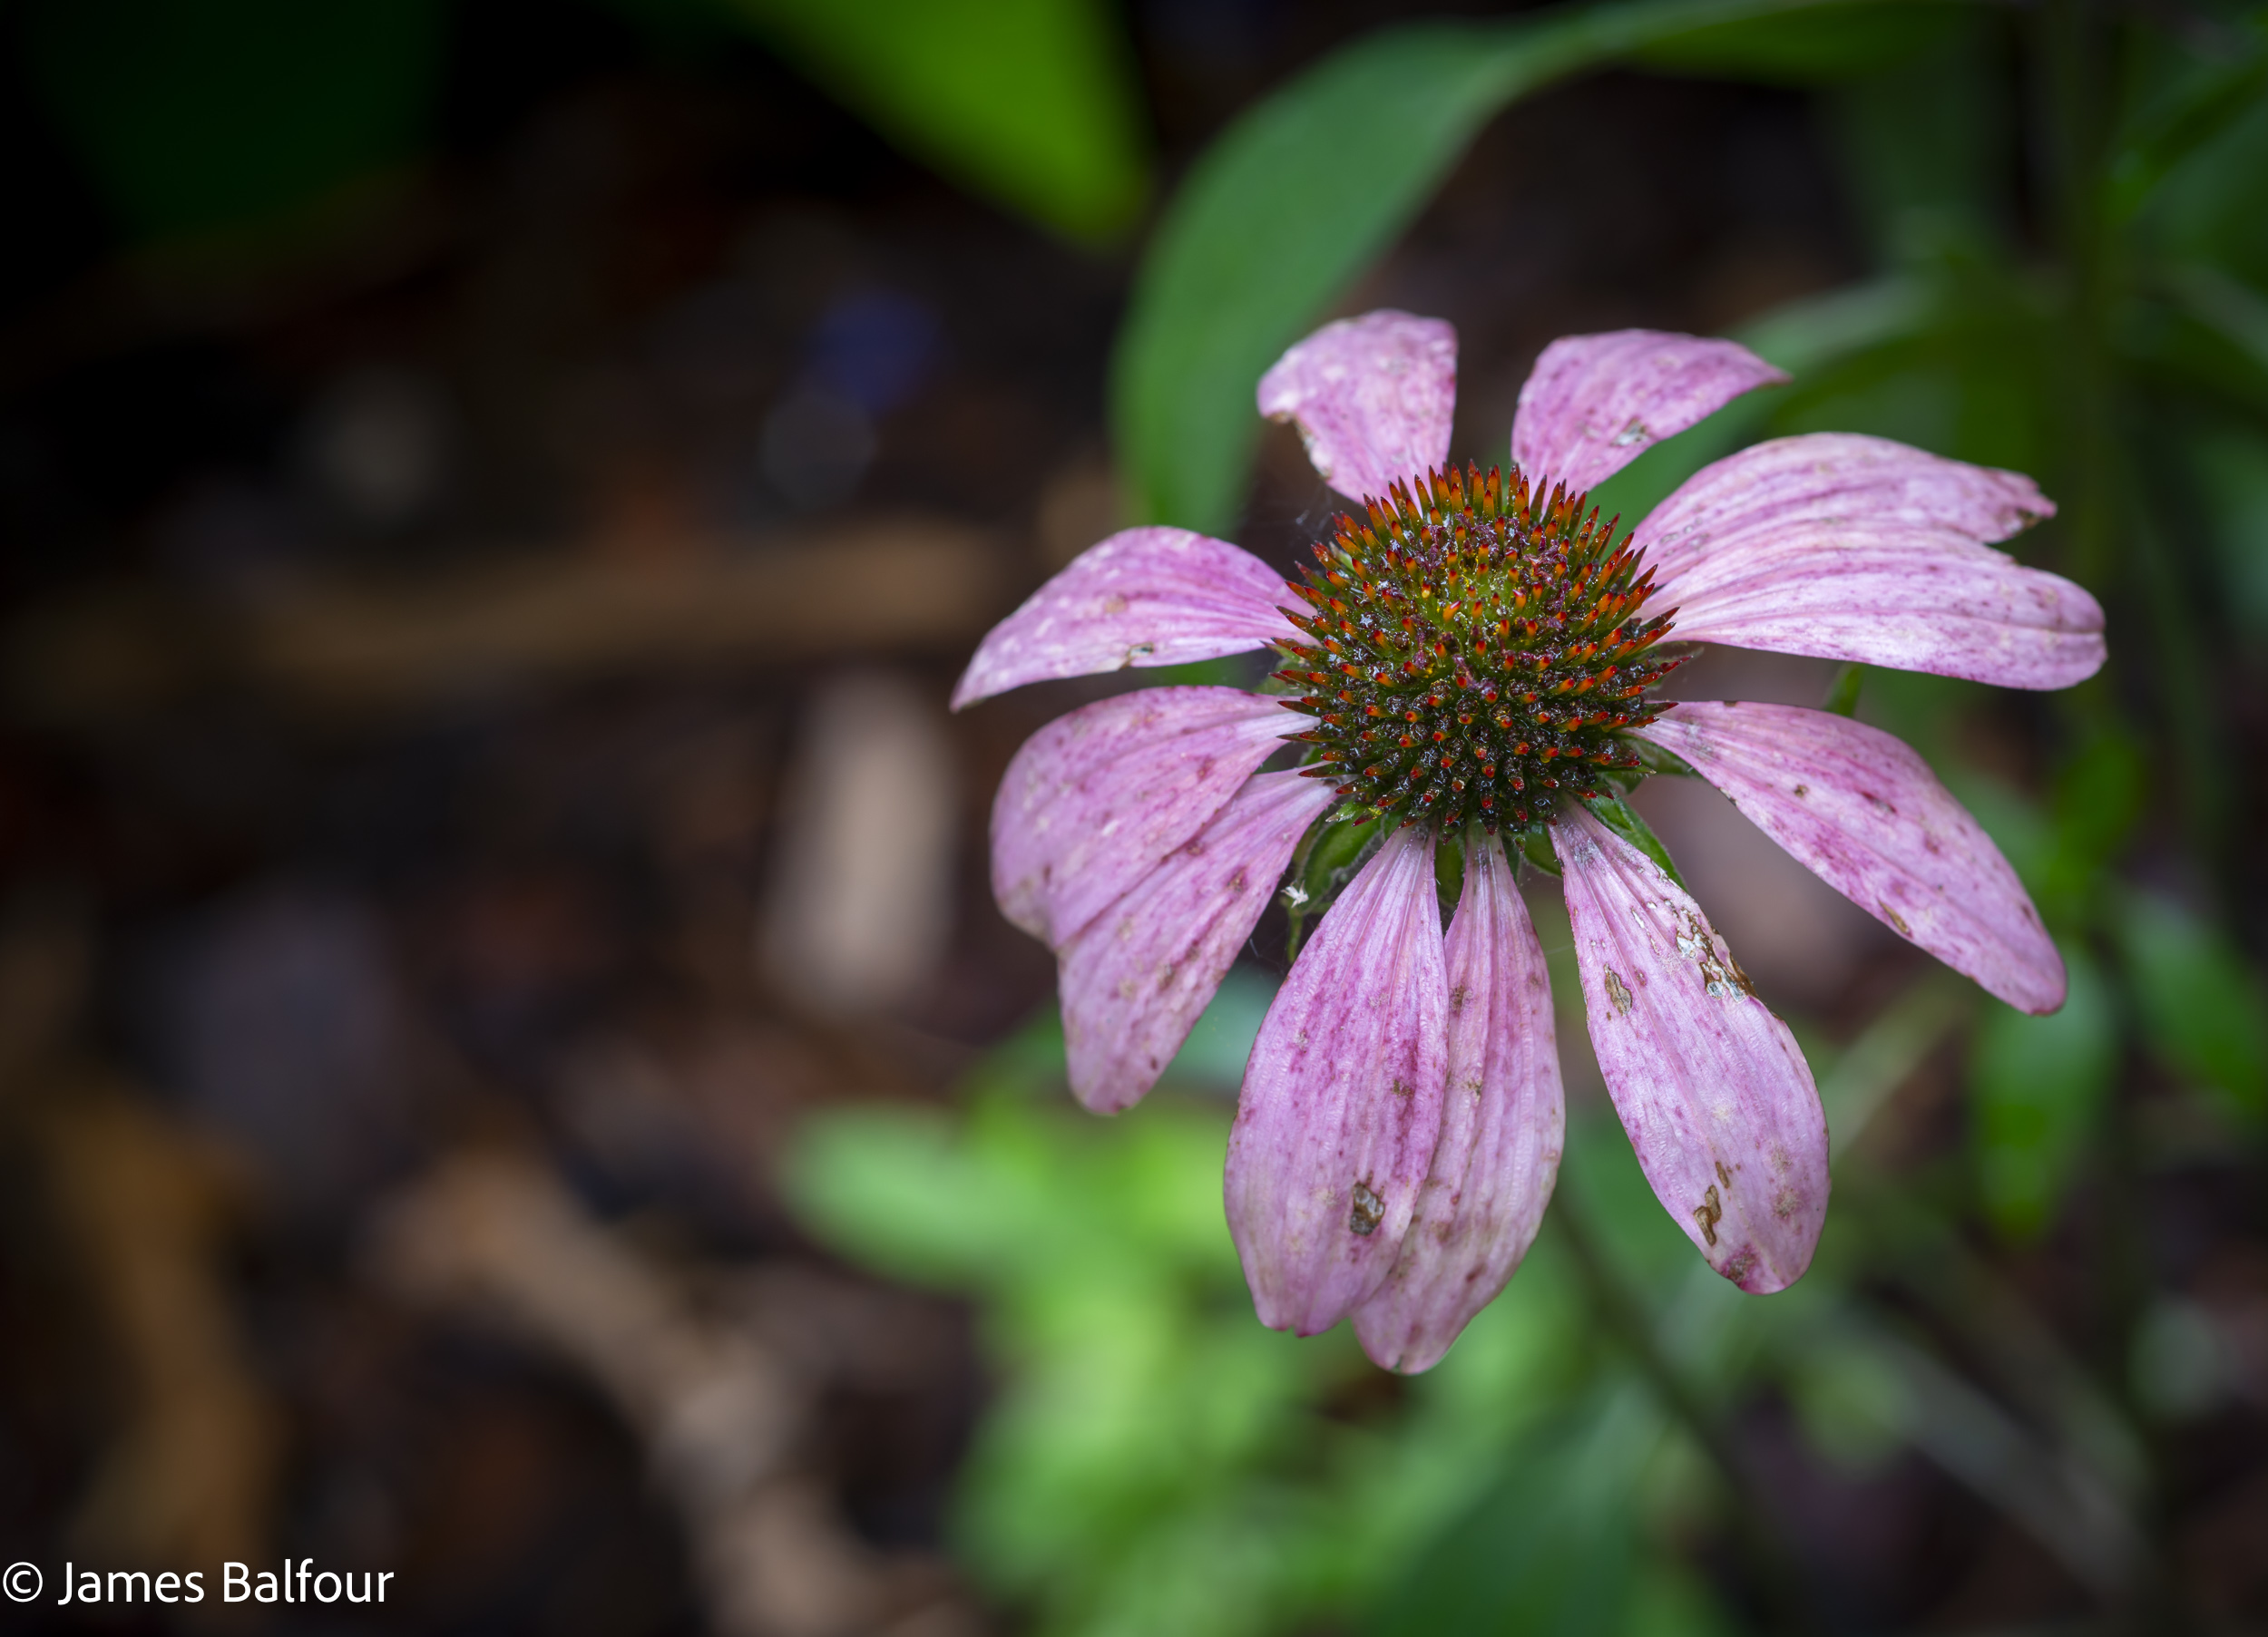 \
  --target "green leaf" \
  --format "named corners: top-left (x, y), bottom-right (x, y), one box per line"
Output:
top-left (1113, 0), bottom-right (1965, 535)
top-left (2113, 891), bottom-right (2268, 1117)
top-left (1587, 794), bottom-right (1688, 891)
top-left (1521, 827), bottom-right (1565, 877)
top-left (717, 0), bottom-right (1150, 242)
top-left (1286, 806), bottom-right (1384, 958)
top-left (1969, 944), bottom-right (2118, 1242)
